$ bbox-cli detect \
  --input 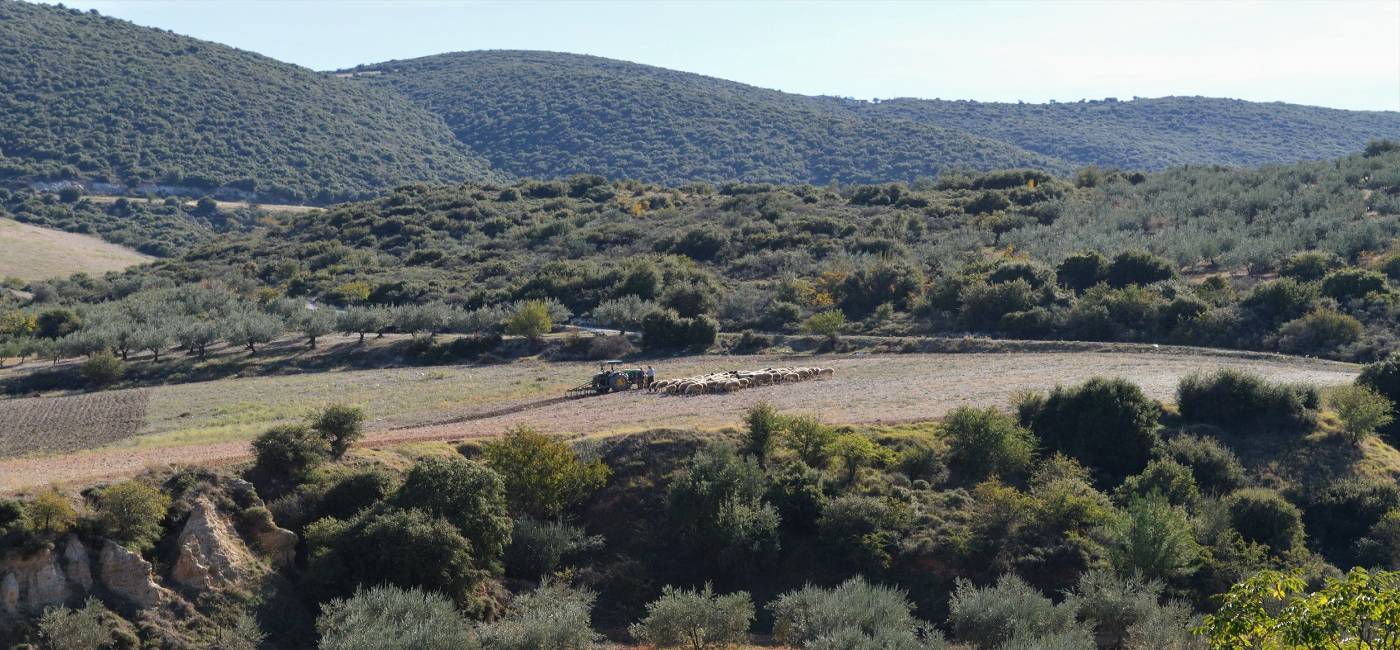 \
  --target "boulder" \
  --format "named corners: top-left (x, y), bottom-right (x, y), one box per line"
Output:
top-left (253, 525), bottom-right (298, 569)
top-left (99, 540), bottom-right (162, 609)
top-left (0, 544), bottom-right (72, 616)
top-left (62, 536), bottom-right (92, 592)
